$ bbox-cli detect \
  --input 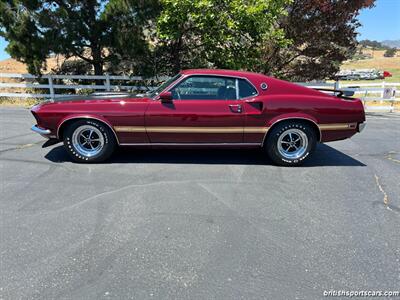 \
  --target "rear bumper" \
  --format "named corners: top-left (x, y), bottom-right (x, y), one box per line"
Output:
top-left (31, 125), bottom-right (51, 137)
